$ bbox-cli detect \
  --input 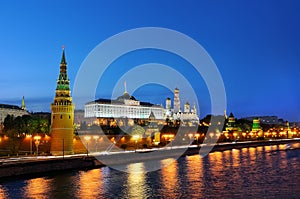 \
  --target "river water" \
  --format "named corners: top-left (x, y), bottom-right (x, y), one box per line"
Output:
top-left (0, 143), bottom-right (300, 199)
